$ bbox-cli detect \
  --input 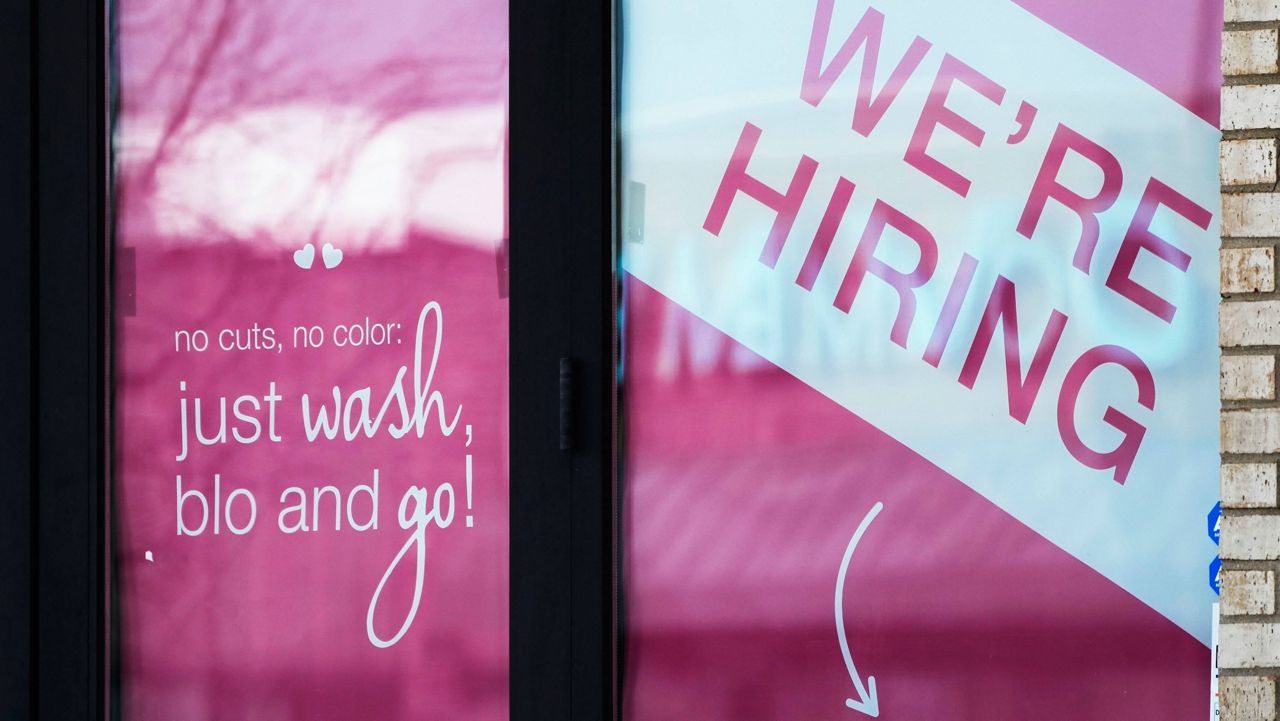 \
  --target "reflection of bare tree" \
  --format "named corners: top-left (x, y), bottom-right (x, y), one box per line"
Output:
top-left (117, 0), bottom-right (507, 248)
top-left (114, 0), bottom-right (509, 389)
top-left (133, 0), bottom-right (233, 190)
